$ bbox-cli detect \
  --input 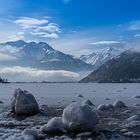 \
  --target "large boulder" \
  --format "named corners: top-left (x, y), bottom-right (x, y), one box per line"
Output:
top-left (62, 103), bottom-right (98, 132)
top-left (11, 88), bottom-right (40, 115)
